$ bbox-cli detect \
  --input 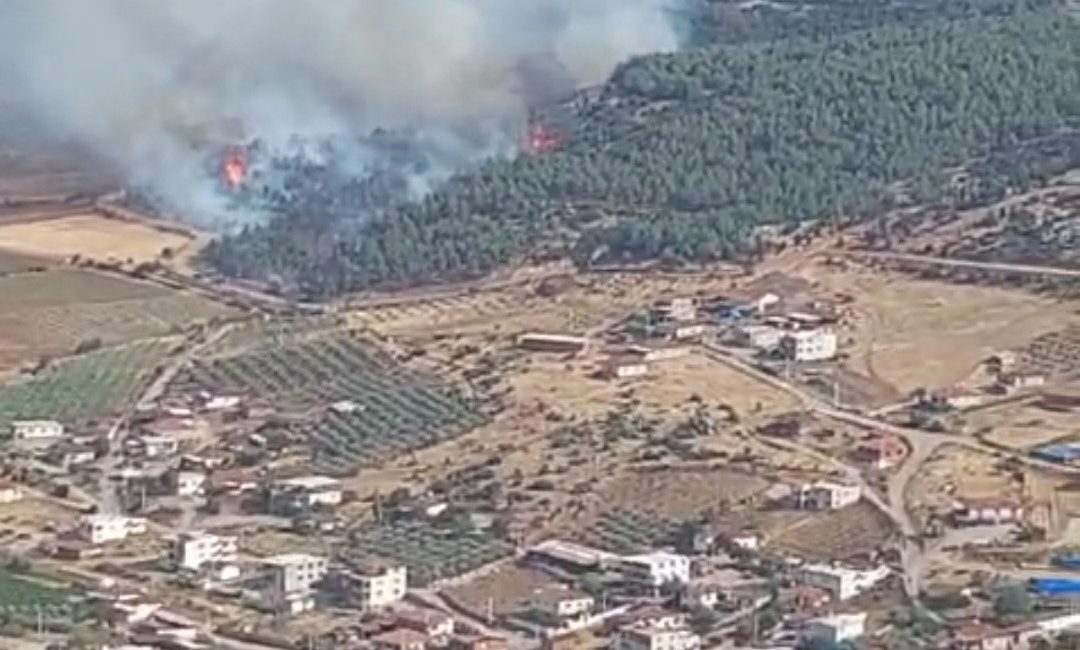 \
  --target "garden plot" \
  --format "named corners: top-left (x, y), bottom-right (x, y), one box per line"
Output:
top-left (348, 520), bottom-right (513, 587)
top-left (0, 569), bottom-right (86, 622)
